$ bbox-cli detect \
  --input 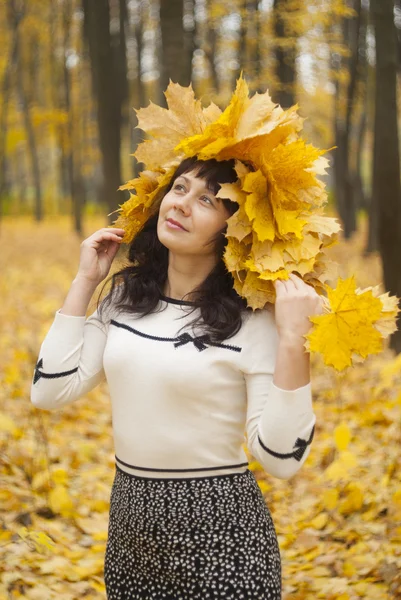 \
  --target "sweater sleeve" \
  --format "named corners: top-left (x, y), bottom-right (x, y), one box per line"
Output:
top-left (242, 309), bottom-right (316, 480)
top-left (30, 297), bottom-right (112, 411)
